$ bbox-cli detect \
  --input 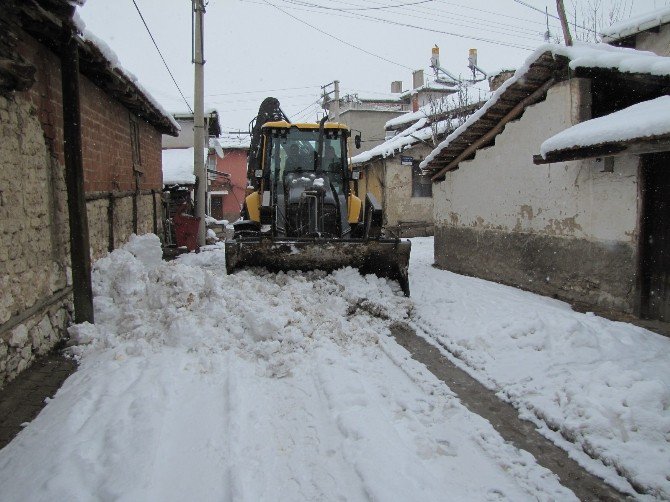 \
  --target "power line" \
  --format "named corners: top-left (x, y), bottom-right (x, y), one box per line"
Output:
top-left (278, 0), bottom-right (544, 41)
top-left (511, 0), bottom-right (594, 33)
top-left (286, 0), bottom-right (437, 11)
top-left (262, 0), bottom-right (414, 70)
top-left (130, 0), bottom-right (193, 114)
top-left (272, 0), bottom-right (534, 50)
